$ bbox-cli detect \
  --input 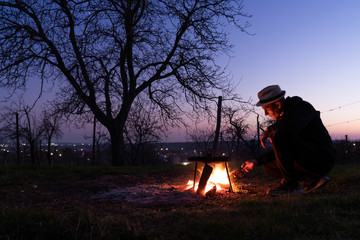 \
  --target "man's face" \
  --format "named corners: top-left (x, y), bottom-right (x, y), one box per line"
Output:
top-left (262, 102), bottom-right (282, 120)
